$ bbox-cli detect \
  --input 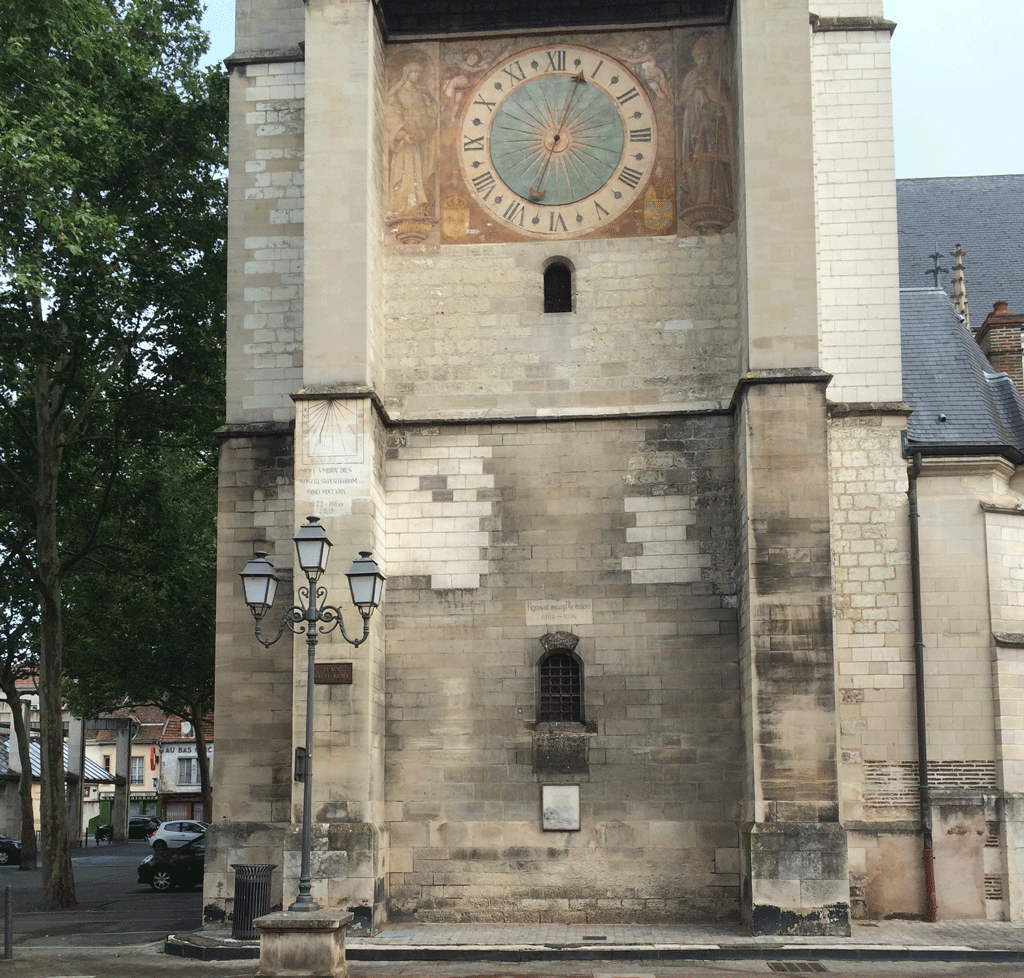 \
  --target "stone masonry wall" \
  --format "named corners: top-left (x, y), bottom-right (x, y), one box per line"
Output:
top-left (811, 22), bottom-right (901, 404)
top-left (827, 411), bottom-right (916, 919)
top-left (383, 414), bottom-right (742, 922)
top-left (829, 444), bottom-right (1024, 921)
top-left (207, 427), bottom-right (297, 922)
top-left (225, 60), bottom-right (304, 424)
top-left (210, 3), bottom-right (306, 914)
top-left (382, 235), bottom-right (739, 419)
top-left (235, 0), bottom-right (304, 57)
